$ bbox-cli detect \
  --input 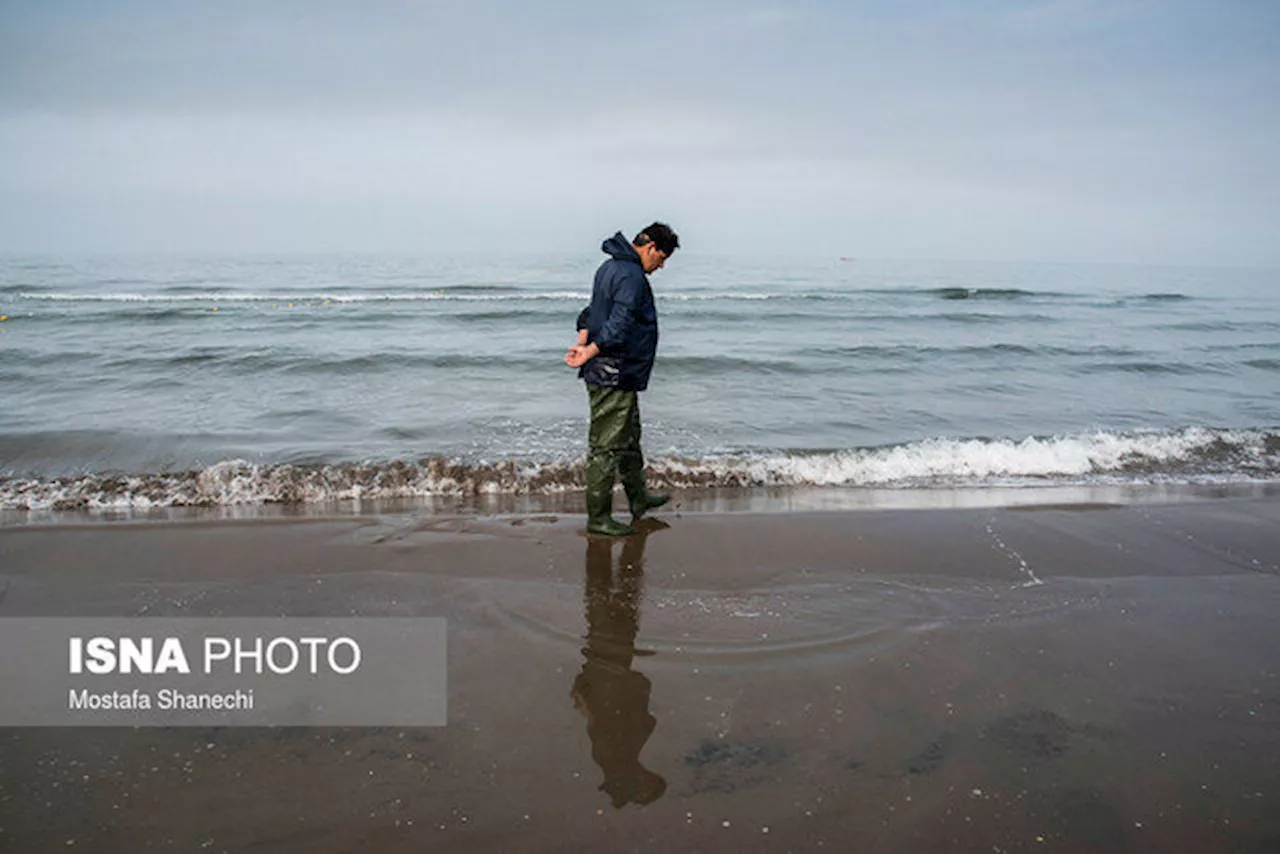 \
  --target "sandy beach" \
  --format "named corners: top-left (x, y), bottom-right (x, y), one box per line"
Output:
top-left (2, 491), bottom-right (1279, 852)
